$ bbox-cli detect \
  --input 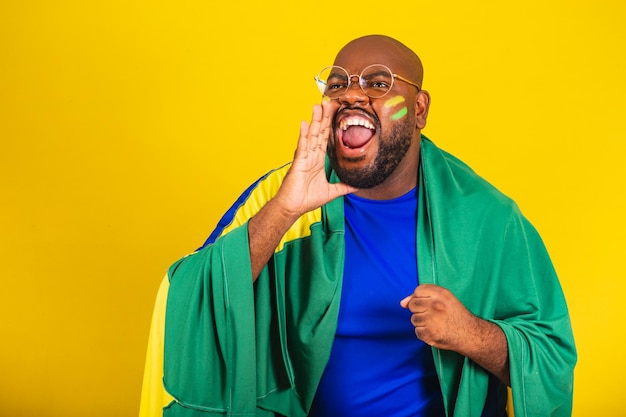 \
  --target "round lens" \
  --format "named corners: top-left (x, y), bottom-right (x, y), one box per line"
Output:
top-left (359, 64), bottom-right (394, 98)
top-left (315, 66), bottom-right (349, 98)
